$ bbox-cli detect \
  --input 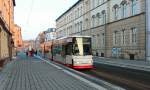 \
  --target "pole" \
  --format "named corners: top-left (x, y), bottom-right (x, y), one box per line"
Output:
top-left (104, 12), bottom-right (107, 57)
top-left (44, 43), bottom-right (45, 58)
top-left (51, 39), bottom-right (53, 61)
top-left (146, 0), bottom-right (150, 61)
